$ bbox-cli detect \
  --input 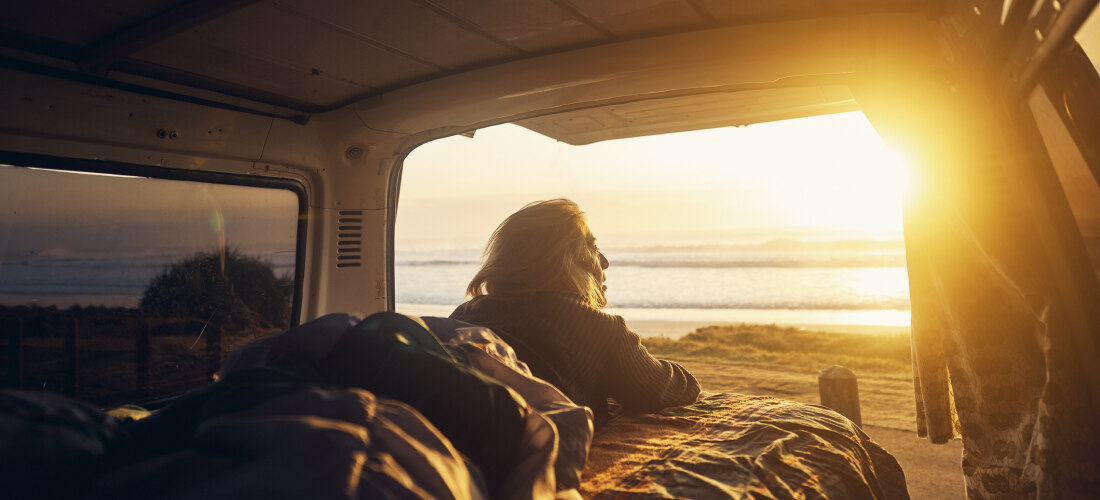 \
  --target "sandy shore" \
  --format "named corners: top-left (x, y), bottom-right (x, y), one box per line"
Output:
top-left (622, 317), bottom-right (911, 338)
top-left (396, 303), bottom-right (912, 339)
